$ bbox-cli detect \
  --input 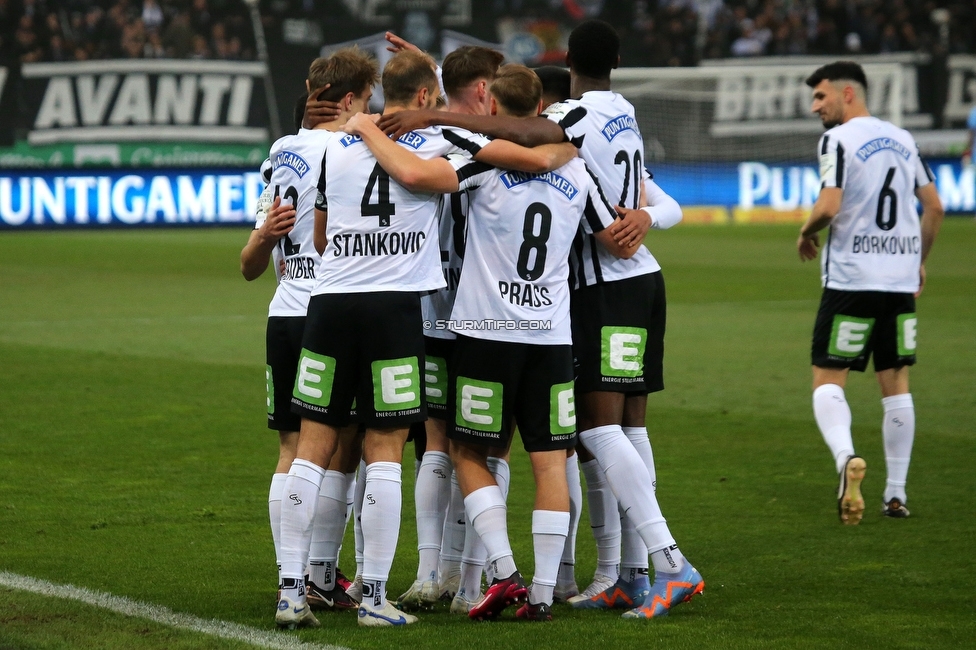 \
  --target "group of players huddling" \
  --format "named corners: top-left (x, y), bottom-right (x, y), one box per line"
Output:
top-left (241, 17), bottom-right (941, 631)
top-left (243, 19), bottom-right (700, 628)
